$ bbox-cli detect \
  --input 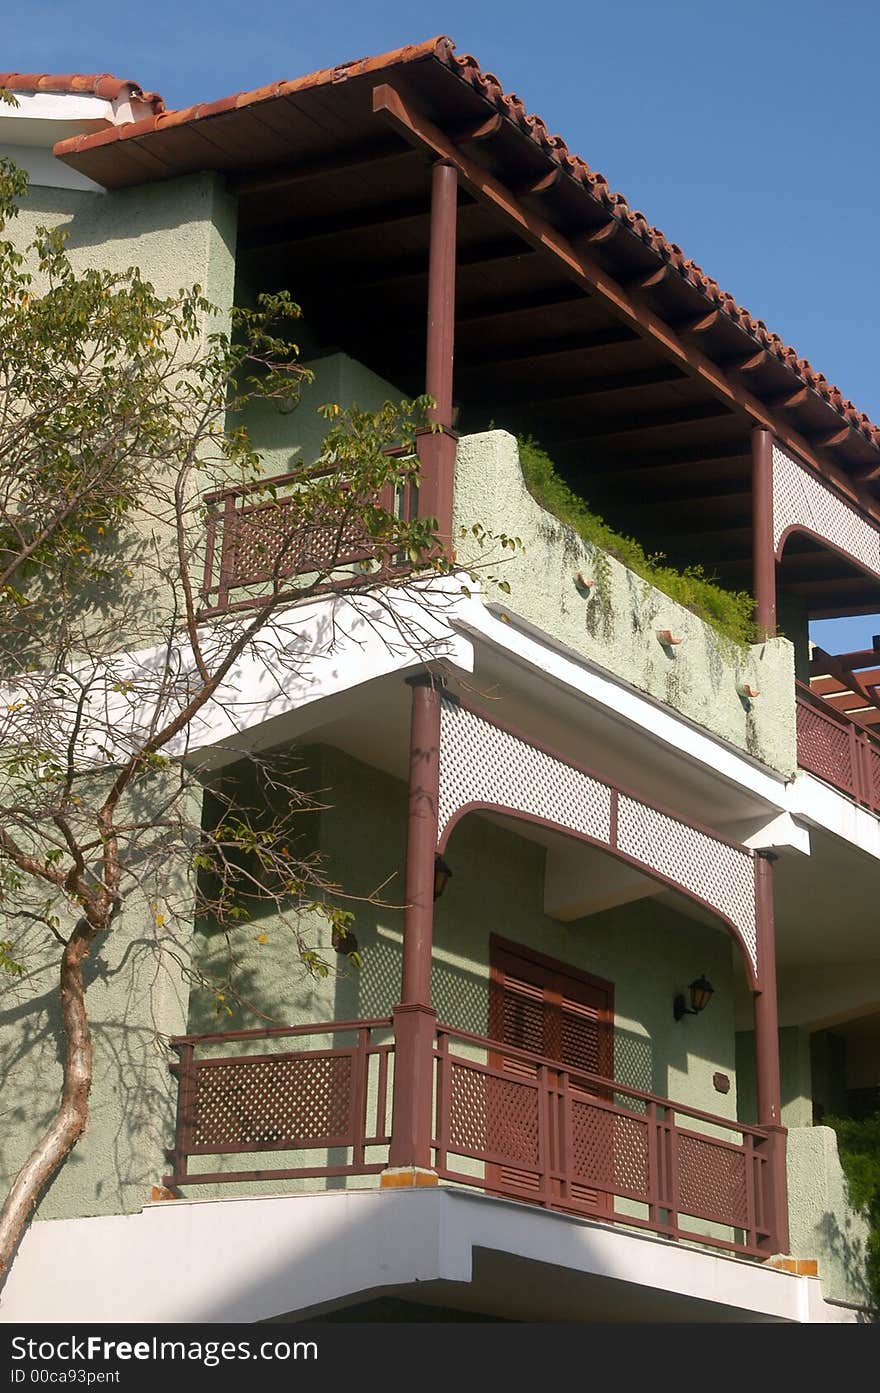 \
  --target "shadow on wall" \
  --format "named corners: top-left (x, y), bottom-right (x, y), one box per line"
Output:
top-left (0, 919), bottom-right (187, 1221)
top-left (817, 1210), bottom-right (875, 1317)
top-left (356, 942), bottom-right (657, 1096)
